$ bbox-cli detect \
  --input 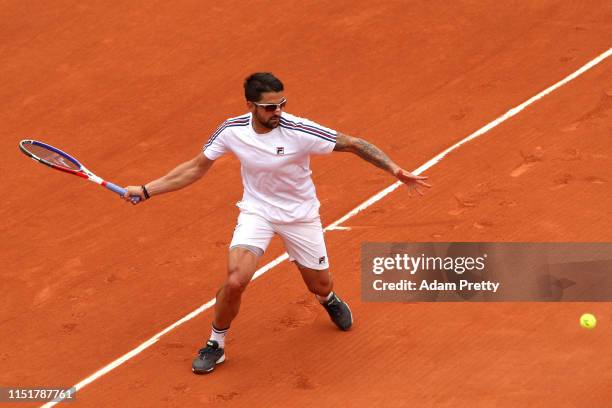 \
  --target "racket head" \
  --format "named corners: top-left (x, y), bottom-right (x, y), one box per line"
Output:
top-left (19, 139), bottom-right (84, 175)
